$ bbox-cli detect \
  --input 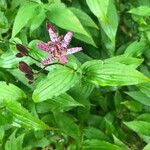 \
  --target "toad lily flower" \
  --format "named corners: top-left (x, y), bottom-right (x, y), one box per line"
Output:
top-left (37, 23), bottom-right (82, 65)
